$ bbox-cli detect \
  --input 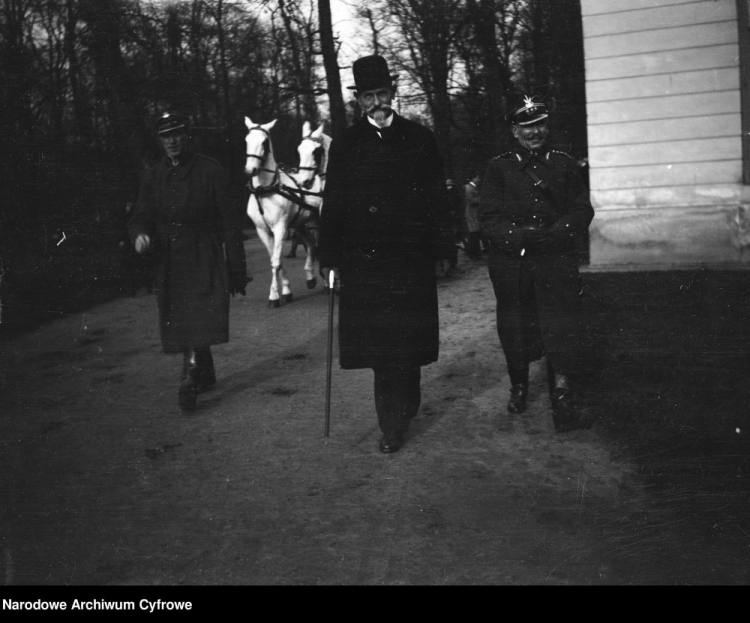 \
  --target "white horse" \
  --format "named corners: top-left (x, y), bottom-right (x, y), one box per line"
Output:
top-left (244, 117), bottom-right (329, 307)
top-left (292, 121), bottom-right (331, 213)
